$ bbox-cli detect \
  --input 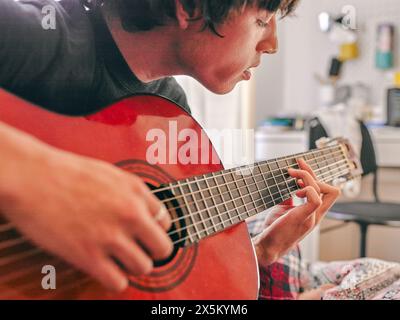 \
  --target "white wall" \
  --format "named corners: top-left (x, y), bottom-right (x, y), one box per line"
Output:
top-left (254, 0), bottom-right (400, 263)
top-left (254, 18), bottom-right (286, 122)
top-left (255, 0), bottom-right (400, 121)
